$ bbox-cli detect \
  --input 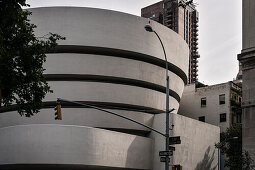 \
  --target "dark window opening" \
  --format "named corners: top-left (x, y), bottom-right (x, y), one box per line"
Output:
top-left (159, 13), bottom-right (163, 24)
top-left (220, 113), bottom-right (226, 122)
top-left (201, 97), bottom-right (206, 107)
top-left (199, 116), bottom-right (205, 122)
top-left (237, 114), bottom-right (242, 123)
top-left (219, 94), bottom-right (225, 105)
